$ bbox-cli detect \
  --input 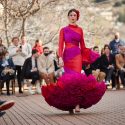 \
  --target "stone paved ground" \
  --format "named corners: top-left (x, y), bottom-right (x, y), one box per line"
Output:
top-left (0, 89), bottom-right (125, 125)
